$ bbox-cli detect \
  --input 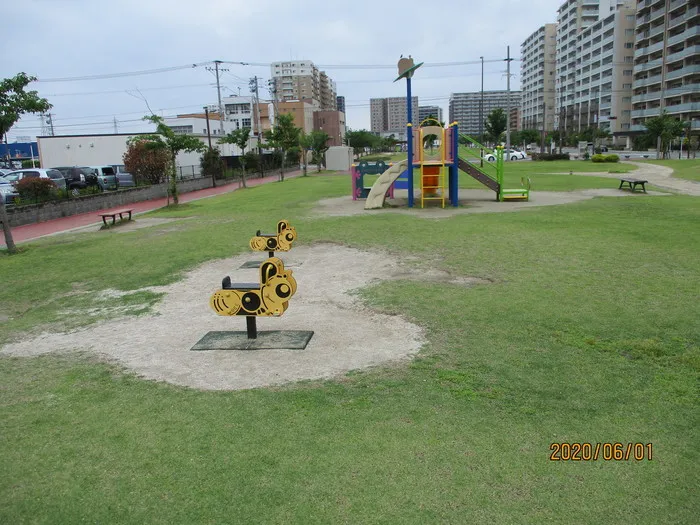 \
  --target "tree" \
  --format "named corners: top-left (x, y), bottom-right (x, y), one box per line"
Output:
top-left (643, 111), bottom-right (687, 159)
top-left (484, 108), bottom-right (507, 145)
top-left (123, 137), bottom-right (170, 185)
top-left (221, 127), bottom-right (252, 187)
top-left (299, 131), bottom-right (312, 176)
top-left (309, 130), bottom-right (330, 172)
top-left (420, 115), bottom-right (444, 153)
top-left (200, 147), bottom-right (224, 183)
top-left (263, 113), bottom-right (301, 182)
top-left (0, 73), bottom-right (51, 254)
top-left (519, 129), bottom-right (540, 149)
top-left (142, 115), bottom-right (206, 205)
top-left (345, 129), bottom-right (380, 157)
